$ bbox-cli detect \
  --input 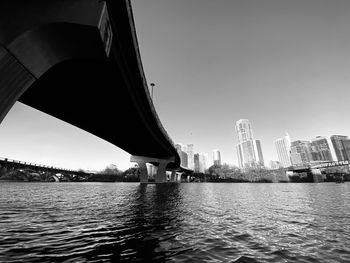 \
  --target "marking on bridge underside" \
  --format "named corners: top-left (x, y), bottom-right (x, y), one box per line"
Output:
top-left (98, 3), bottom-right (113, 56)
